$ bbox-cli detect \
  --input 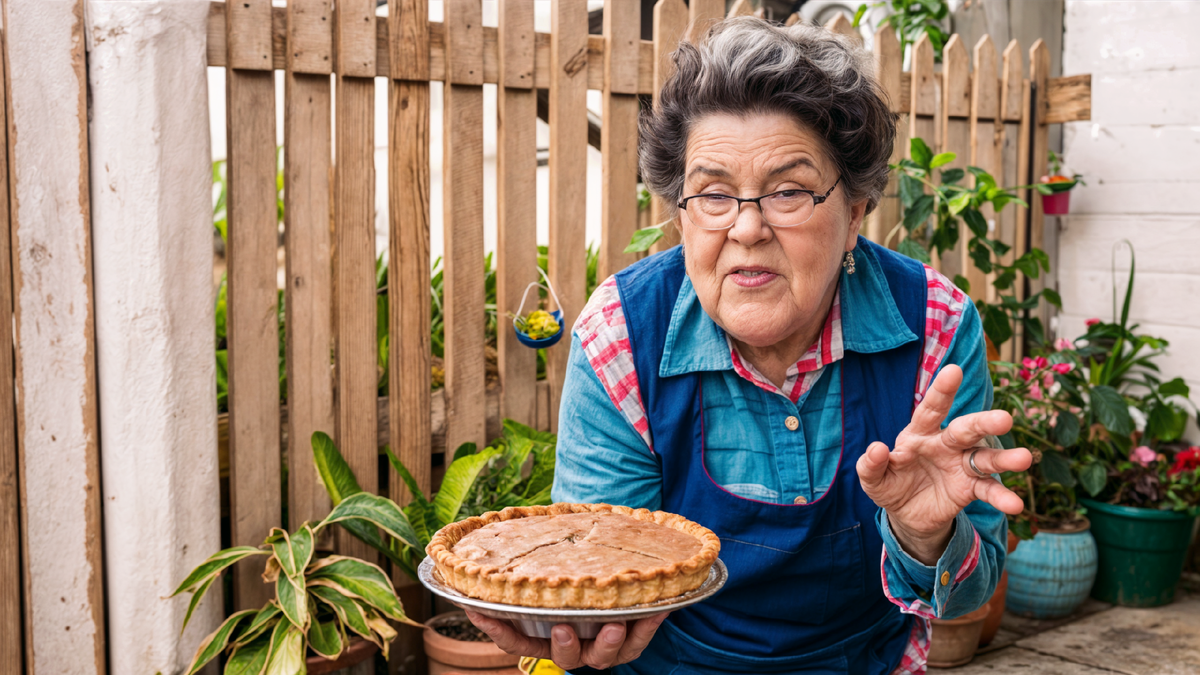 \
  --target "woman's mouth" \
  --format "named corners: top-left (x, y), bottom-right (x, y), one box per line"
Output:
top-left (728, 268), bottom-right (778, 288)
